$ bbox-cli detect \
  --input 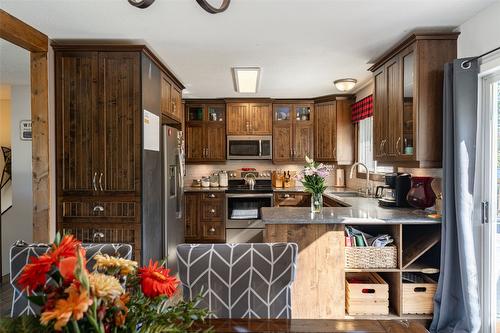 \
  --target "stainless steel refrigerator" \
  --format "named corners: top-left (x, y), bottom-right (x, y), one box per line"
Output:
top-left (162, 125), bottom-right (185, 274)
